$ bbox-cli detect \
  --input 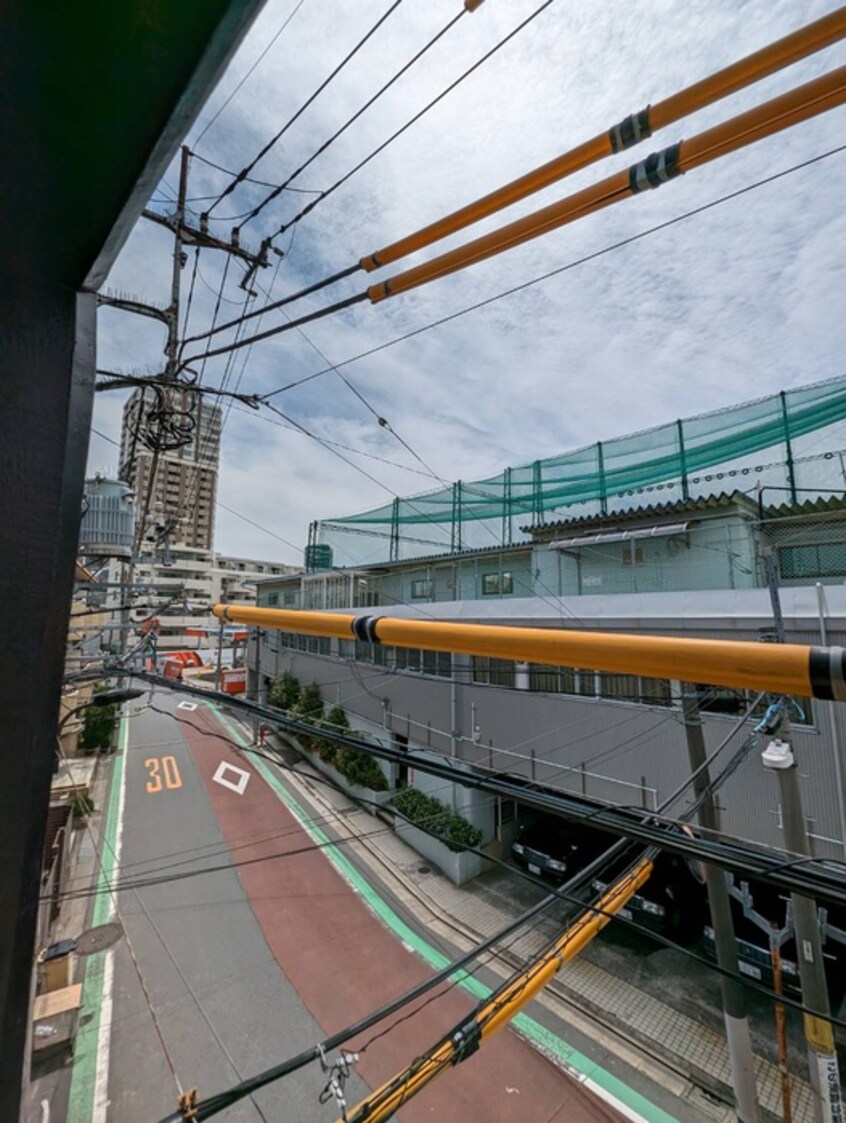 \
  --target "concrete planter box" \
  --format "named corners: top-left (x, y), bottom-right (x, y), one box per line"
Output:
top-left (394, 820), bottom-right (483, 886)
top-left (272, 729), bottom-right (393, 806)
top-left (308, 753), bottom-right (394, 806)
